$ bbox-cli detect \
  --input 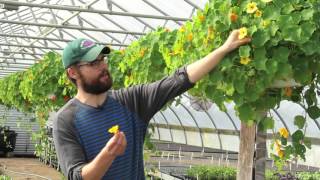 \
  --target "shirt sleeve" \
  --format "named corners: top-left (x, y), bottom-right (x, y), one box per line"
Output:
top-left (112, 66), bottom-right (194, 122)
top-left (53, 102), bottom-right (86, 180)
